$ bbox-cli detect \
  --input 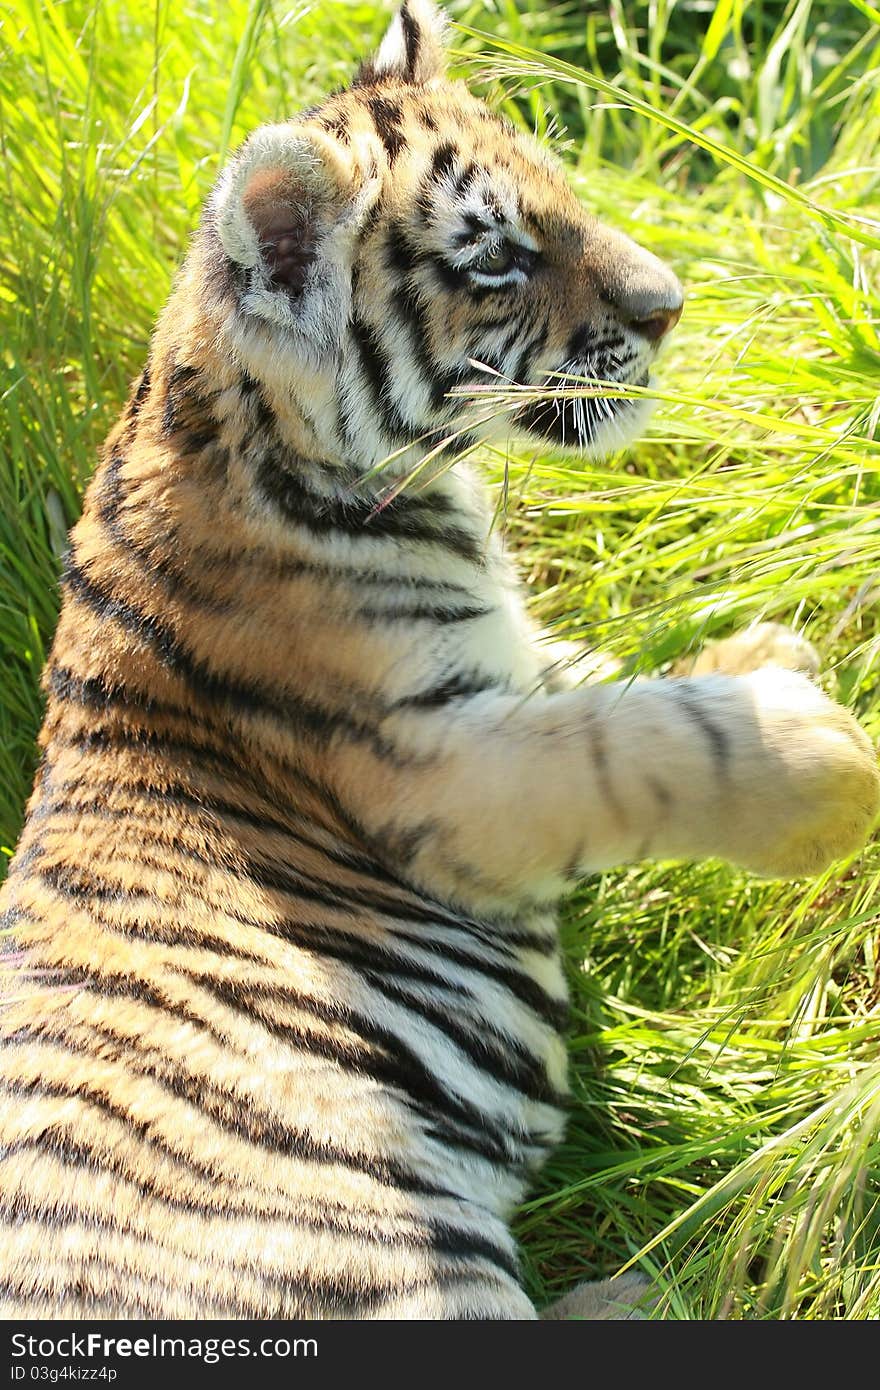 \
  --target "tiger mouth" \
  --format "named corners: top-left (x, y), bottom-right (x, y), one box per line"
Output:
top-left (512, 363), bottom-right (652, 452)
